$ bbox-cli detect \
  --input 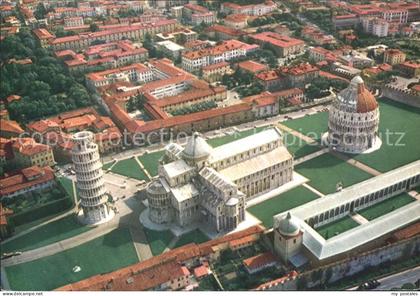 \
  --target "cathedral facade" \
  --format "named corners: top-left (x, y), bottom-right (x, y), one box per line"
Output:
top-left (146, 128), bottom-right (294, 232)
